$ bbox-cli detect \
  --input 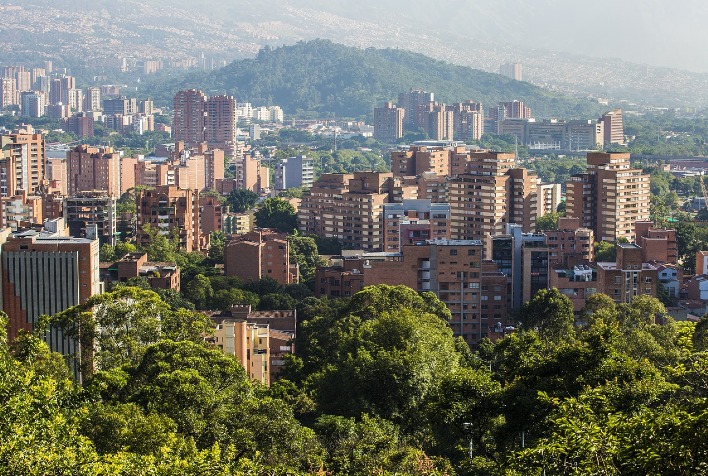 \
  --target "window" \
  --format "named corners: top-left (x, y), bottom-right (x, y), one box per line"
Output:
top-left (450, 249), bottom-right (458, 256)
